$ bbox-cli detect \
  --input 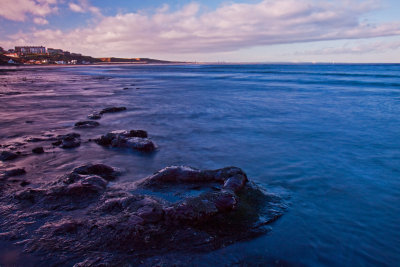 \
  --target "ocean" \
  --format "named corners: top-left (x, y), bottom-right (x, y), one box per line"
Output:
top-left (0, 64), bottom-right (399, 266)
